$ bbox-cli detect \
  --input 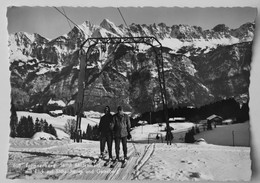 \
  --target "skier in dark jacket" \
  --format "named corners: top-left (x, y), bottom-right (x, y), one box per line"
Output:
top-left (111, 106), bottom-right (131, 163)
top-left (99, 106), bottom-right (113, 160)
